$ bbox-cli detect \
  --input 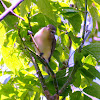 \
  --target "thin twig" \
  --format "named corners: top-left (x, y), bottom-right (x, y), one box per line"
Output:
top-left (84, 30), bottom-right (91, 42)
top-left (30, 54), bottom-right (51, 99)
top-left (82, 0), bottom-right (87, 40)
top-left (0, 0), bottom-right (7, 10)
top-left (79, 0), bottom-right (87, 52)
top-left (27, 12), bottom-right (33, 32)
top-left (29, 33), bottom-right (41, 53)
top-left (17, 27), bottom-right (51, 99)
top-left (11, 10), bottom-right (24, 20)
top-left (27, 48), bottom-right (59, 98)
